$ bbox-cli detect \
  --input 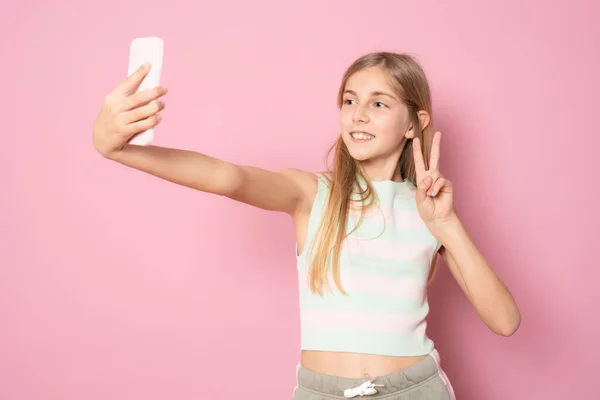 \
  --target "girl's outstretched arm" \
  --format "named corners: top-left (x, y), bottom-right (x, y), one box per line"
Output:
top-left (94, 63), bottom-right (312, 217)
top-left (108, 146), bottom-right (310, 216)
